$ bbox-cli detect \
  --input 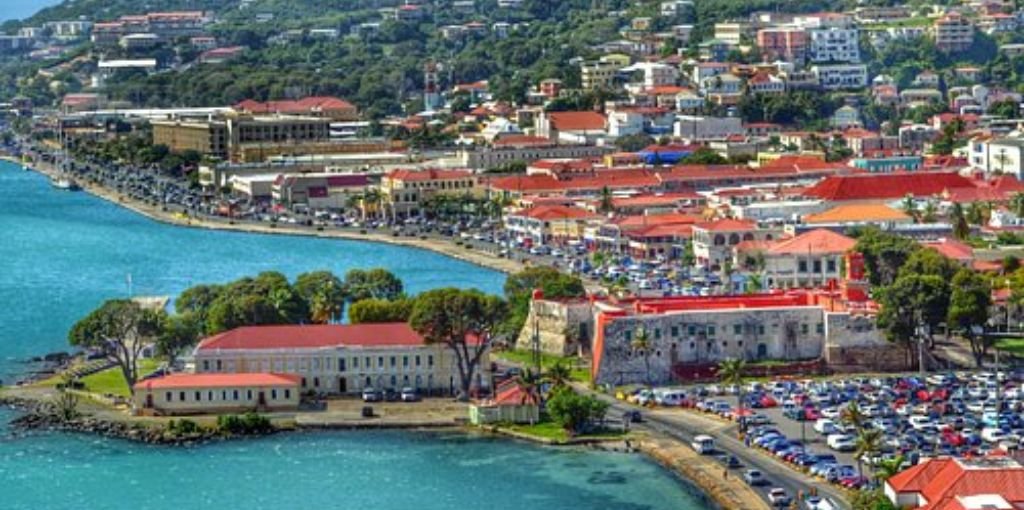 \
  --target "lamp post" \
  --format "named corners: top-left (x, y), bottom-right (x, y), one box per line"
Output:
top-left (915, 323), bottom-right (930, 378)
